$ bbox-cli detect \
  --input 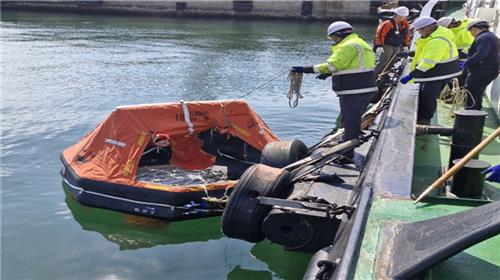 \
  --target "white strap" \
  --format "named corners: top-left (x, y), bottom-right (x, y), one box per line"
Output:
top-left (180, 100), bottom-right (194, 134)
top-left (335, 87), bottom-right (378, 95)
top-left (413, 71), bottom-right (462, 82)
